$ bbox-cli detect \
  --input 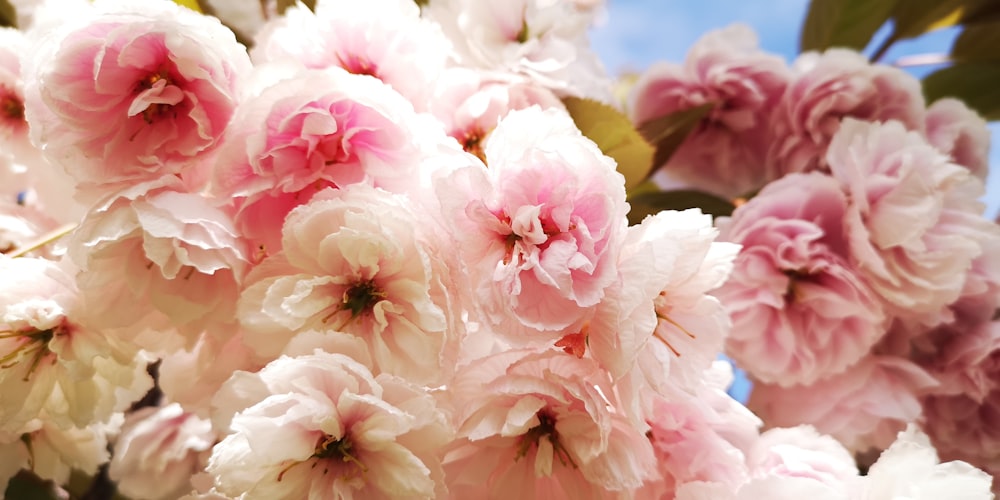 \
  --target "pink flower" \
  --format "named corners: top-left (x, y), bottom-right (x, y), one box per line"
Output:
top-left (431, 68), bottom-right (564, 162)
top-left (211, 67), bottom-right (439, 254)
top-left (69, 177), bottom-right (250, 340)
top-left (109, 403), bottom-right (216, 500)
top-left (596, 209), bottom-right (737, 407)
top-left (828, 118), bottom-right (1000, 325)
top-left (0, 28), bottom-right (31, 160)
top-left (768, 50), bottom-right (925, 174)
top-left (23, 0), bottom-right (250, 198)
top-left (716, 173), bottom-right (887, 386)
top-left (158, 329), bottom-right (264, 418)
top-left (435, 106), bottom-right (628, 337)
top-left (637, 384), bottom-right (755, 498)
top-left (629, 24), bottom-right (790, 198)
top-left (251, 0), bottom-right (450, 111)
top-left (924, 98), bottom-right (991, 181)
top-left (237, 184), bottom-right (461, 385)
top-left (442, 348), bottom-right (656, 498)
top-left (749, 356), bottom-right (939, 452)
top-left (207, 351), bottom-right (452, 500)
top-left (921, 390), bottom-right (1000, 492)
